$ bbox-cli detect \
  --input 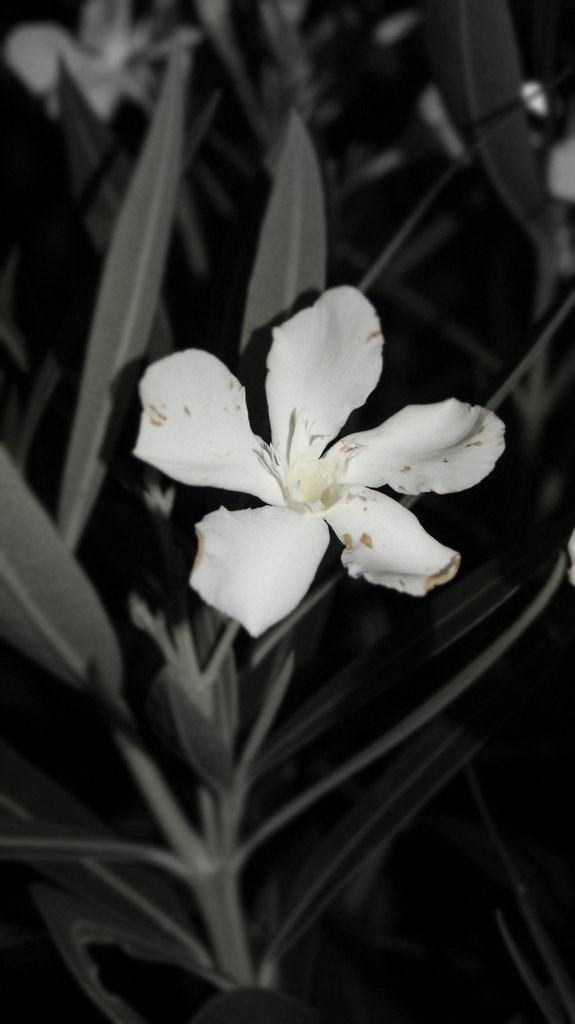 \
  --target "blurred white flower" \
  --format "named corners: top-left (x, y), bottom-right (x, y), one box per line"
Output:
top-left (568, 530), bottom-right (575, 586)
top-left (134, 287), bottom-right (505, 636)
top-left (3, 0), bottom-right (199, 120)
top-left (548, 136), bottom-right (575, 204)
top-left (417, 84), bottom-right (466, 161)
top-left (521, 81), bottom-right (549, 119)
